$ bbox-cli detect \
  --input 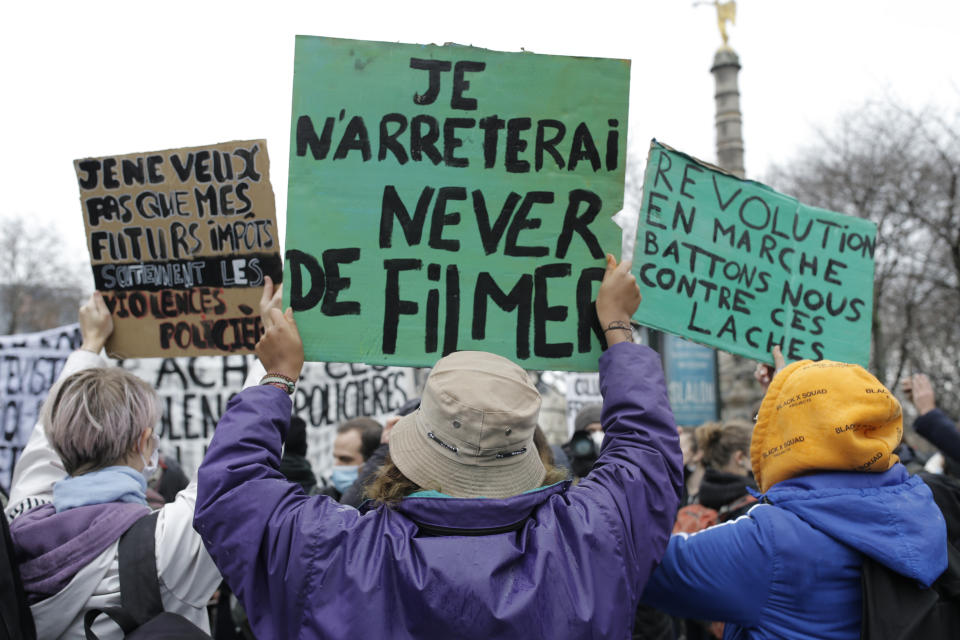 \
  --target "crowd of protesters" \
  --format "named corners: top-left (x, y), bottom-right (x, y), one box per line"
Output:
top-left (2, 257), bottom-right (959, 639)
